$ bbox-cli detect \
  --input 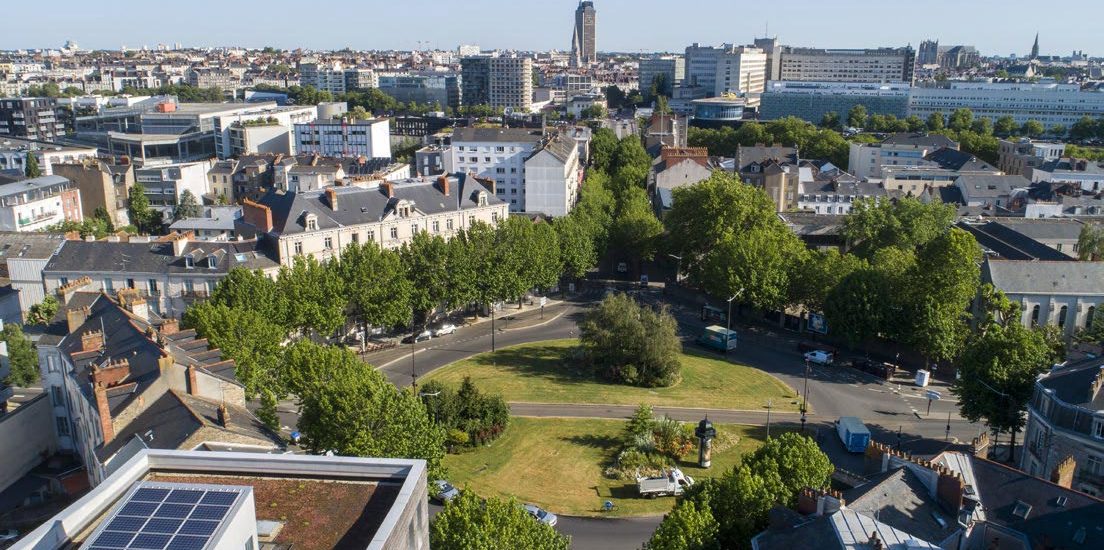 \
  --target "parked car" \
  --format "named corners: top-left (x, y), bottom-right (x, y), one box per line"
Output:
top-left (850, 358), bottom-right (898, 380)
top-left (402, 330), bottom-right (433, 344)
top-left (431, 480), bottom-right (460, 503)
top-left (804, 350), bottom-right (834, 365)
top-left (434, 323), bottom-right (457, 337)
top-left (522, 504), bottom-right (558, 526)
top-left (637, 468), bottom-right (694, 498)
top-left (797, 341), bottom-right (838, 354)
